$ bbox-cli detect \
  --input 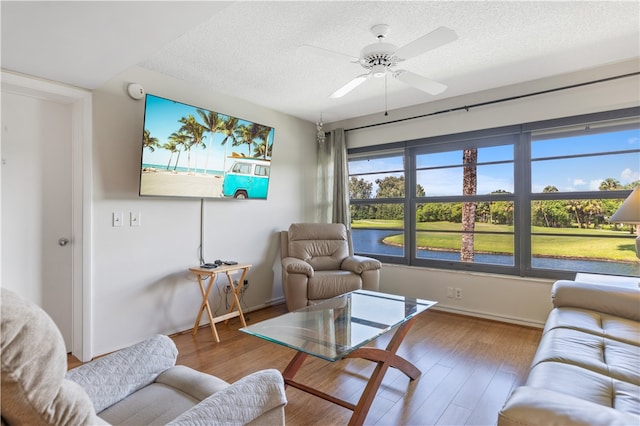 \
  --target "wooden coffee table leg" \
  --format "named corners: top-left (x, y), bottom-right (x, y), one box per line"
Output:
top-left (282, 351), bottom-right (308, 388)
top-left (346, 316), bottom-right (421, 426)
top-left (279, 317), bottom-right (421, 426)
